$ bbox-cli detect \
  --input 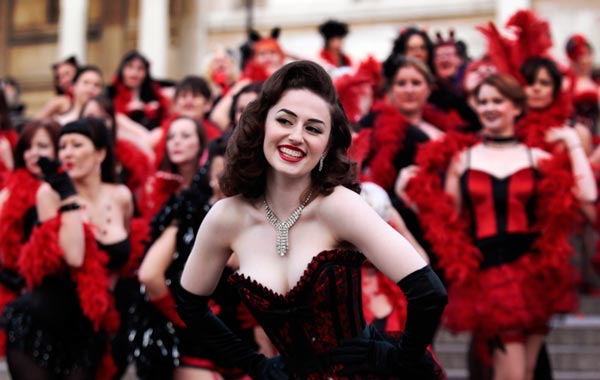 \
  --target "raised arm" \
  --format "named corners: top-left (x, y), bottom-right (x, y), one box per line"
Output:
top-left (545, 126), bottom-right (597, 202)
